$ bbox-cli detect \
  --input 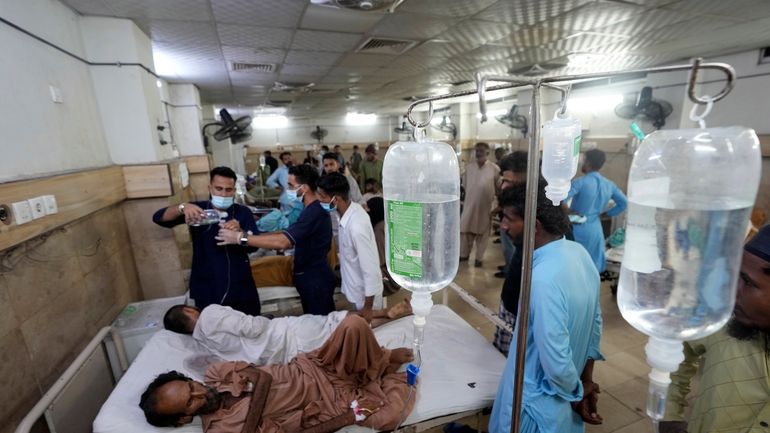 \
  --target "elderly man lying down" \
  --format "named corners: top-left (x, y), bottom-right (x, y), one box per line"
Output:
top-left (163, 300), bottom-right (412, 365)
top-left (140, 315), bottom-right (415, 433)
